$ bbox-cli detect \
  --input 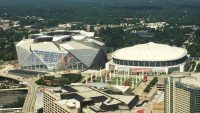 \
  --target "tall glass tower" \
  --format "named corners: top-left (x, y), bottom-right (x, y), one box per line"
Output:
top-left (164, 73), bottom-right (200, 113)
